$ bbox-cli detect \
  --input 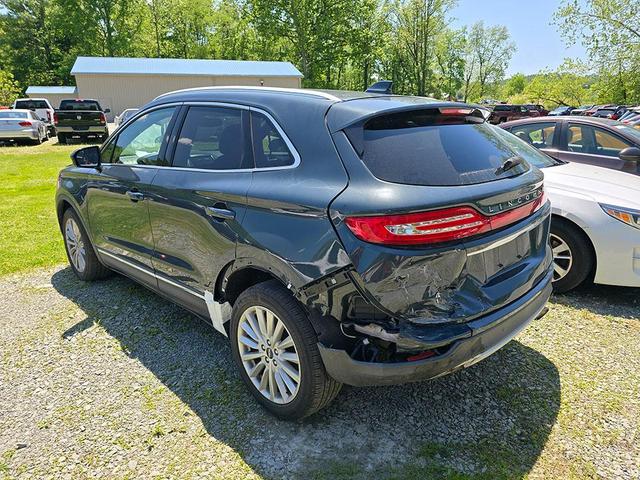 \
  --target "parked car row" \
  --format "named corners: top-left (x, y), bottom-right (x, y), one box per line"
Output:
top-left (549, 104), bottom-right (640, 124)
top-left (0, 97), bottom-right (116, 146)
top-left (54, 85), bottom-right (640, 420)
